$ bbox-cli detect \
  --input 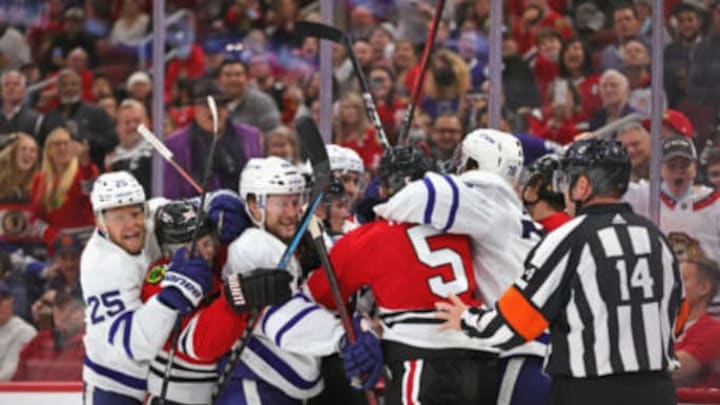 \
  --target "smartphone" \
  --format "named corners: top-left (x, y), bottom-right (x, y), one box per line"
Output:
top-left (553, 80), bottom-right (569, 105)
